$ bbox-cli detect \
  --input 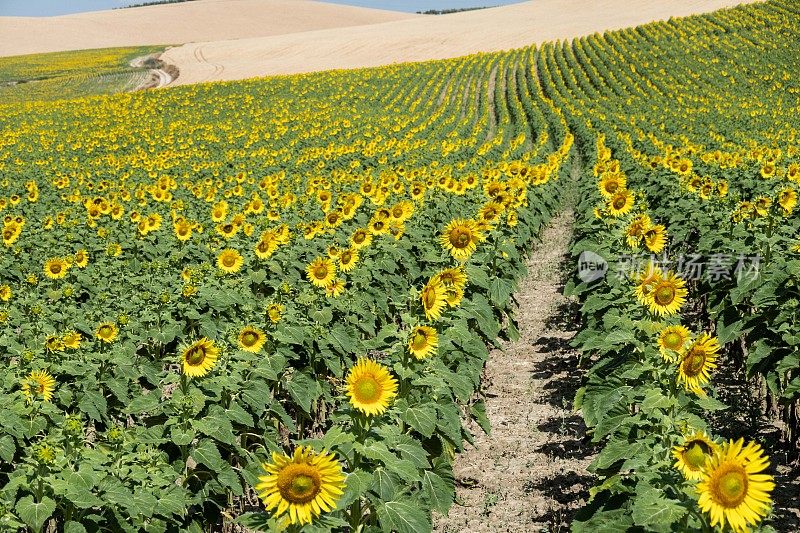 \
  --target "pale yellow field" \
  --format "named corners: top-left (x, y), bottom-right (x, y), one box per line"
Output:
top-left (1, 0), bottom-right (761, 85)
